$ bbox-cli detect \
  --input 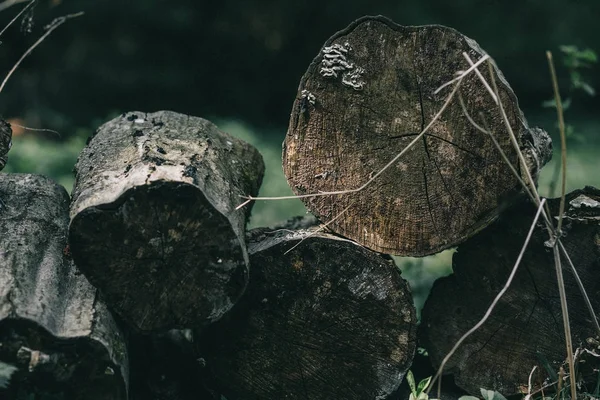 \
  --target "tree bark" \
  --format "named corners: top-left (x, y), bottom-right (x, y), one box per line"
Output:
top-left (69, 111), bottom-right (265, 332)
top-left (0, 173), bottom-right (128, 399)
top-left (421, 187), bottom-right (600, 396)
top-left (198, 226), bottom-right (417, 400)
top-left (283, 15), bottom-right (552, 256)
top-left (0, 119), bottom-right (11, 171)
